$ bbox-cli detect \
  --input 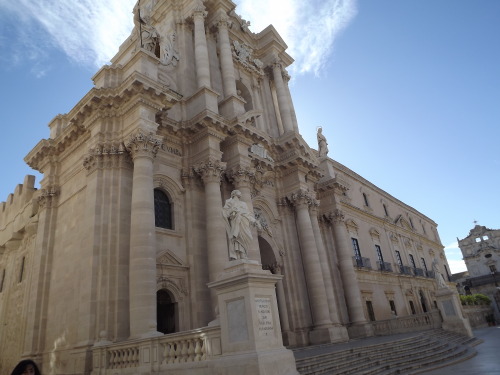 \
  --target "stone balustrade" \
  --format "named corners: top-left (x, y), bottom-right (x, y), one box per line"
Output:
top-left (92, 326), bottom-right (221, 374)
top-left (371, 311), bottom-right (441, 336)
